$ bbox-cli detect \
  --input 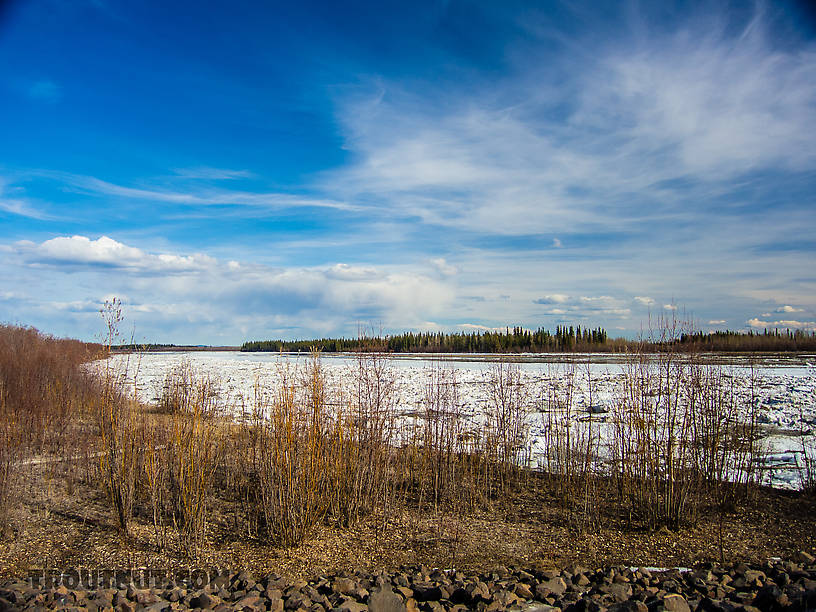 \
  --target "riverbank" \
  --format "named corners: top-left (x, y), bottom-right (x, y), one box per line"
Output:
top-left (2, 453), bottom-right (814, 579)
